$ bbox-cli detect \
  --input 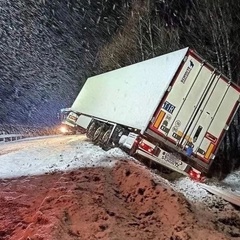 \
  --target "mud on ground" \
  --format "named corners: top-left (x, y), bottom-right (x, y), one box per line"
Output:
top-left (0, 160), bottom-right (239, 240)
